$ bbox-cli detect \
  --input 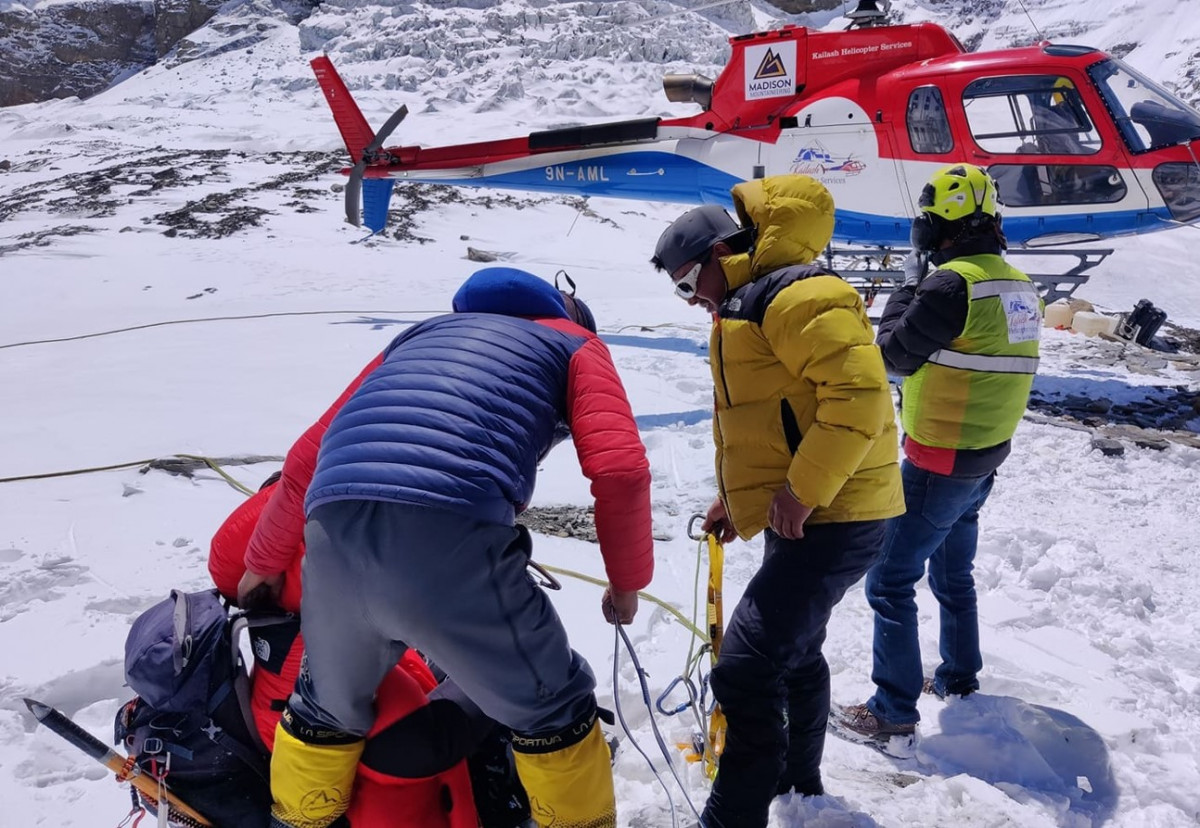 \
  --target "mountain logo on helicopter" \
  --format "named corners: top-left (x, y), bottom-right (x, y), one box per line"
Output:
top-left (789, 144), bottom-right (867, 177)
top-left (744, 42), bottom-right (796, 100)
